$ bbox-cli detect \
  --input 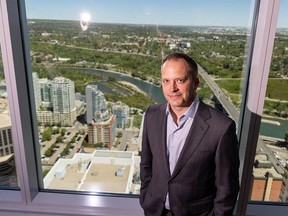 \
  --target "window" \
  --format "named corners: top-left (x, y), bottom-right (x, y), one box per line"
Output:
top-left (23, 0), bottom-right (254, 196)
top-left (0, 0), bottom-right (287, 215)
